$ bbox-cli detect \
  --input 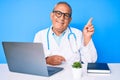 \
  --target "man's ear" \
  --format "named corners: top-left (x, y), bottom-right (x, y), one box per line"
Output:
top-left (69, 17), bottom-right (72, 23)
top-left (50, 12), bottom-right (53, 20)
